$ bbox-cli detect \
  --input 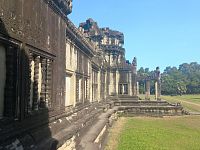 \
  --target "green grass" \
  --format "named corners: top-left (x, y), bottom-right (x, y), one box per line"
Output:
top-left (162, 94), bottom-right (200, 104)
top-left (161, 95), bottom-right (200, 113)
top-left (116, 116), bottom-right (200, 150)
top-left (106, 95), bottom-right (200, 149)
top-left (138, 94), bottom-right (200, 113)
